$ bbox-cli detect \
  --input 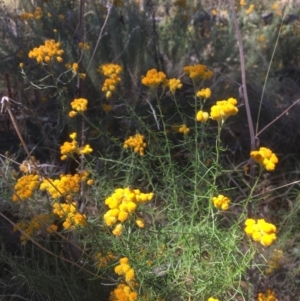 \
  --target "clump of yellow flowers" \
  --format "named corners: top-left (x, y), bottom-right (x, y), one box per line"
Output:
top-left (40, 172), bottom-right (88, 200)
top-left (246, 4), bottom-right (255, 15)
top-left (13, 213), bottom-right (56, 245)
top-left (178, 124), bottom-right (190, 135)
top-left (257, 289), bottom-right (278, 301)
top-left (109, 257), bottom-right (138, 301)
top-left (197, 87), bottom-right (211, 99)
top-left (109, 283), bottom-right (137, 301)
top-left (210, 97), bottom-right (238, 122)
top-left (60, 132), bottom-right (93, 160)
top-left (28, 39), bottom-right (64, 64)
top-left (123, 134), bottom-right (147, 156)
top-left (250, 147), bottom-right (278, 171)
top-left (115, 257), bottom-right (136, 283)
top-left (20, 6), bottom-right (42, 20)
top-left (104, 187), bottom-right (154, 236)
top-left (52, 202), bottom-right (86, 229)
top-left (196, 110), bottom-right (209, 122)
top-left (12, 174), bottom-right (40, 202)
top-left (141, 69), bottom-right (168, 88)
top-left (78, 42), bottom-right (90, 51)
top-left (244, 218), bottom-right (277, 247)
top-left (69, 97), bottom-right (88, 117)
top-left (168, 78), bottom-right (183, 94)
top-left (212, 194), bottom-right (230, 210)
top-left (183, 64), bottom-right (213, 80)
top-left (207, 298), bottom-right (220, 301)
top-left (98, 63), bottom-right (122, 98)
